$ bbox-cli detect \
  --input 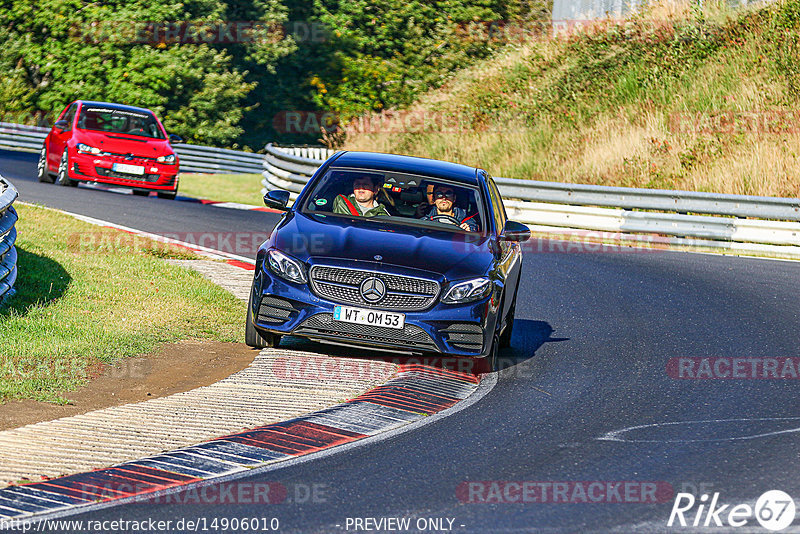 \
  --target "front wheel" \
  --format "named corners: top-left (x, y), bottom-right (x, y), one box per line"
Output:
top-left (245, 293), bottom-right (281, 349)
top-left (55, 152), bottom-right (77, 187)
top-left (157, 190), bottom-right (177, 200)
top-left (37, 146), bottom-right (54, 183)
